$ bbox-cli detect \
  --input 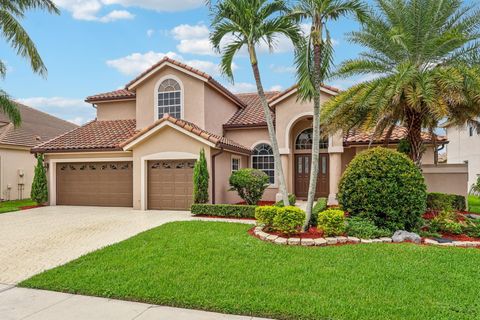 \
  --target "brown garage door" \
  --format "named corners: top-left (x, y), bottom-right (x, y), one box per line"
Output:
top-left (56, 162), bottom-right (133, 207)
top-left (148, 160), bottom-right (195, 210)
